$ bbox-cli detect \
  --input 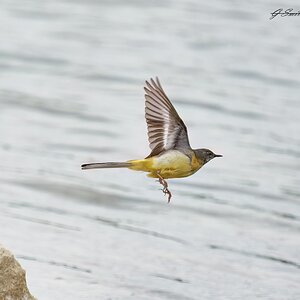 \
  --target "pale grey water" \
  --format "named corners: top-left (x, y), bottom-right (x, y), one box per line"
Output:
top-left (0, 0), bottom-right (300, 299)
